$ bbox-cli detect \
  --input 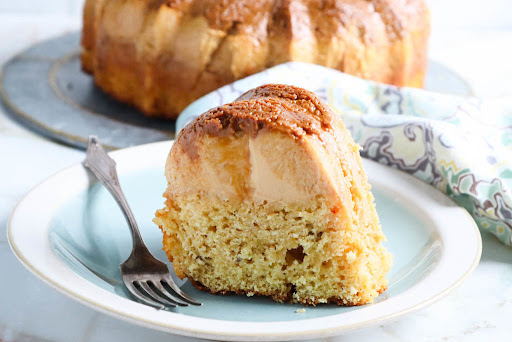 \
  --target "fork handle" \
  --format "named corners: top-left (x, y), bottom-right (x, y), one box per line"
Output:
top-left (82, 136), bottom-right (149, 254)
